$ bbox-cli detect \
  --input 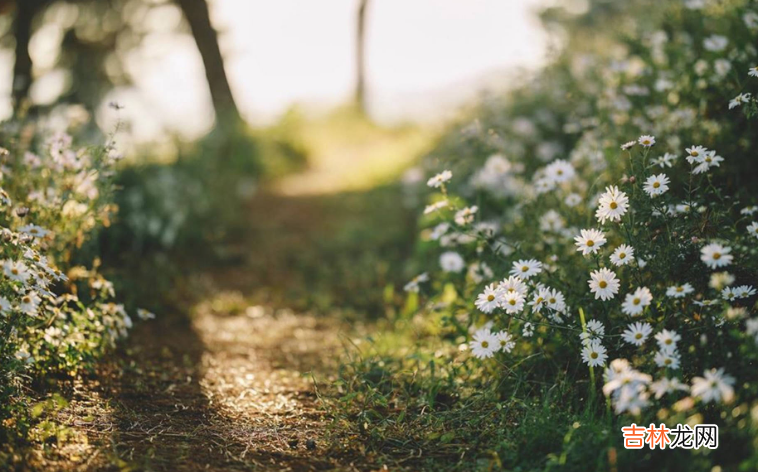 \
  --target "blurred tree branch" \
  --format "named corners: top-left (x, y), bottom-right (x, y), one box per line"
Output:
top-left (10, 0), bottom-right (49, 115)
top-left (174, 0), bottom-right (242, 128)
top-left (355, 0), bottom-right (370, 117)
